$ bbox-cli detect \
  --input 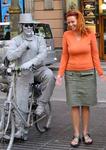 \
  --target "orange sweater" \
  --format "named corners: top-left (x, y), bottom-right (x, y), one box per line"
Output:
top-left (58, 30), bottom-right (103, 77)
